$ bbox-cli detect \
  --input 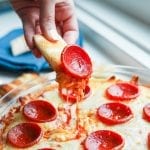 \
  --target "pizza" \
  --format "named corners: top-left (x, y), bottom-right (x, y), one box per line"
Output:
top-left (0, 71), bottom-right (150, 150)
